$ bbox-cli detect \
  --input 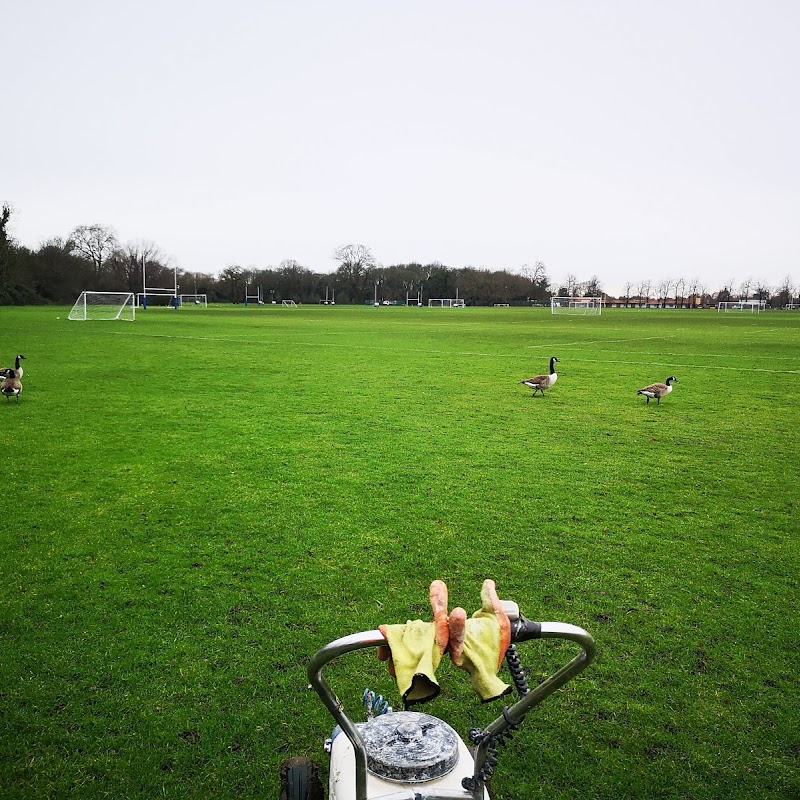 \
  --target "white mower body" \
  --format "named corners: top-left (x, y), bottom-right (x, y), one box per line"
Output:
top-left (328, 711), bottom-right (488, 799)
